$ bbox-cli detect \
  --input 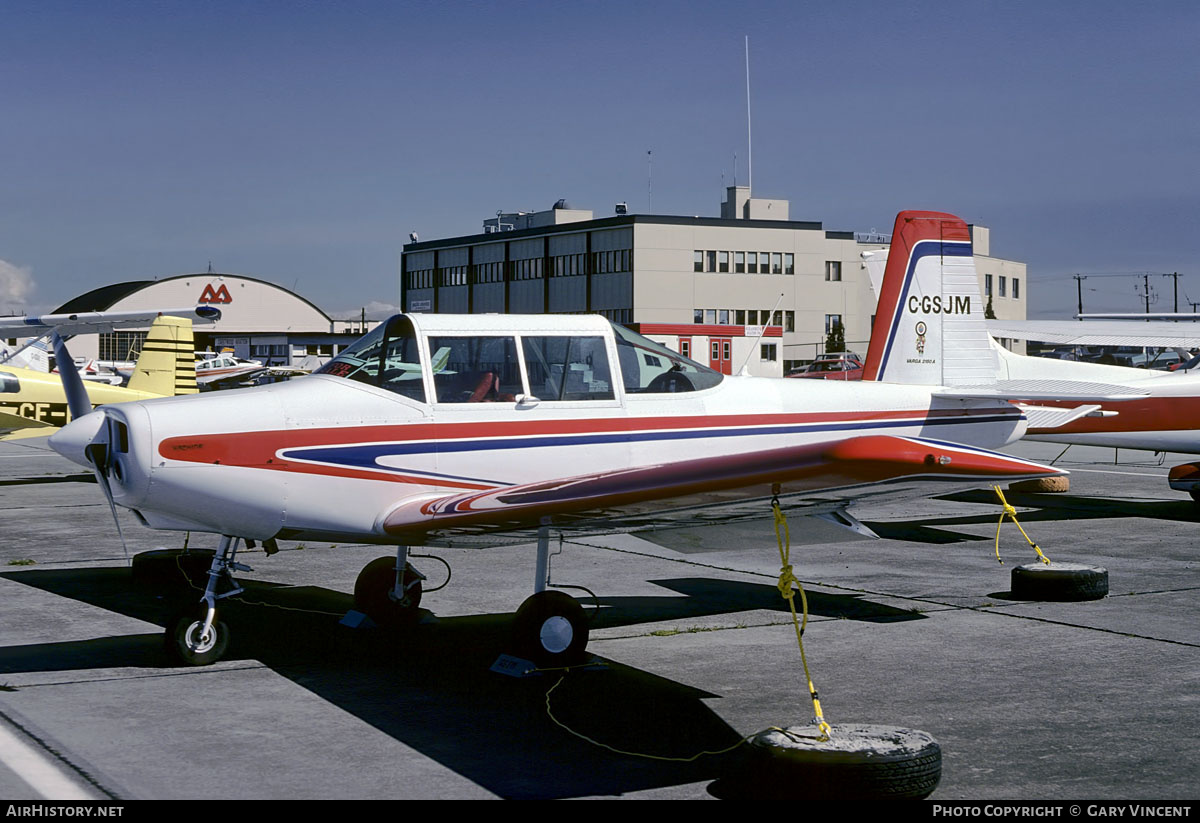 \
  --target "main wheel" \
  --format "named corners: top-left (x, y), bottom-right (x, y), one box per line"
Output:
top-left (512, 590), bottom-right (589, 666)
top-left (165, 602), bottom-right (230, 666)
top-left (354, 556), bottom-right (423, 628)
